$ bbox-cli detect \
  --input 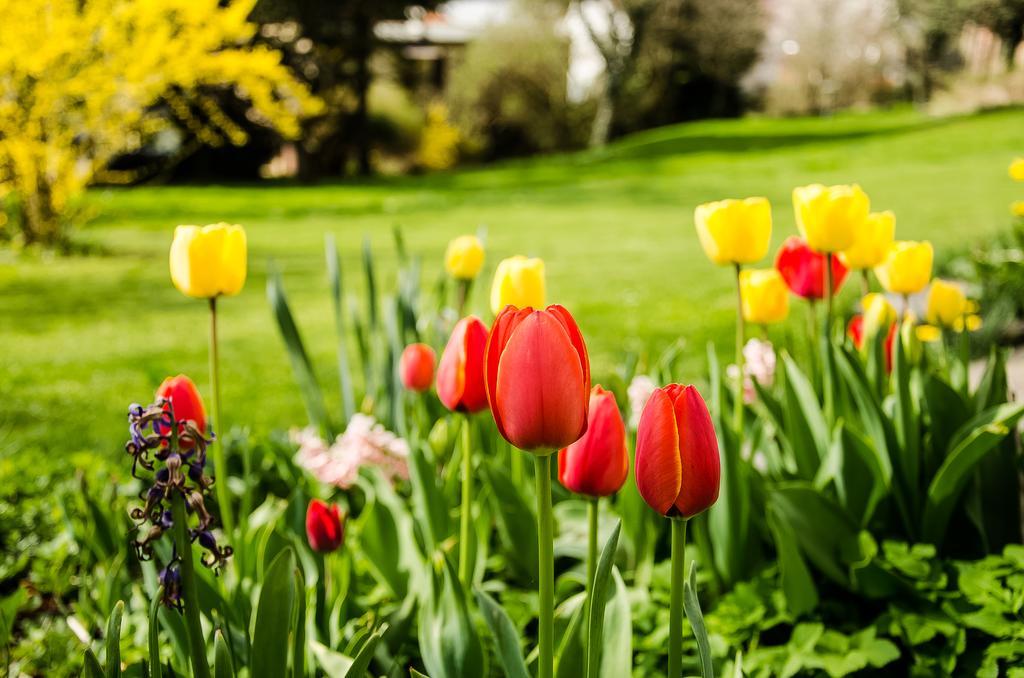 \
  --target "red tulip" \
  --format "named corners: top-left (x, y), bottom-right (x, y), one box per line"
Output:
top-left (306, 499), bottom-right (345, 553)
top-left (485, 305), bottom-right (591, 452)
top-left (634, 384), bottom-right (720, 518)
top-left (775, 236), bottom-right (848, 300)
top-left (848, 315), bottom-right (898, 372)
top-left (437, 316), bottom-right (490, 413)
top-left (400, 343), bottom-right (436, 392)
top-left (156, 375), bottom-right (206, 445)
top-left (558, 386), bottom-right (628, 497)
